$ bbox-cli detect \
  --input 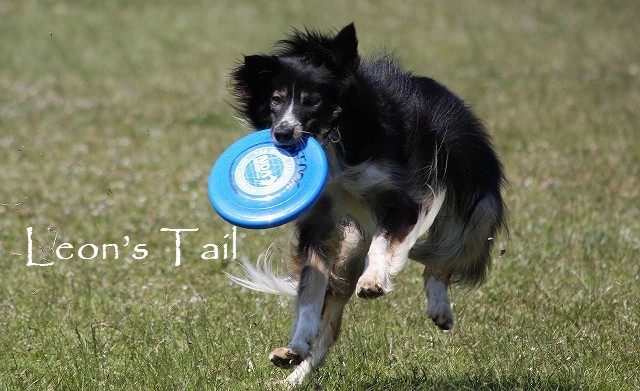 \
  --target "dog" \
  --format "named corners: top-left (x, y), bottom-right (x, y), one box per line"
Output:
top-left (227, 23), bottom-right (506, 384)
